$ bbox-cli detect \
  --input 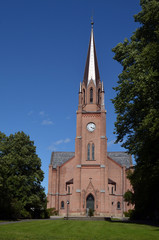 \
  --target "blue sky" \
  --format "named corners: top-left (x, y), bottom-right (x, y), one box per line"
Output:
top-left (0, 0), bottom-right (141, 193)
